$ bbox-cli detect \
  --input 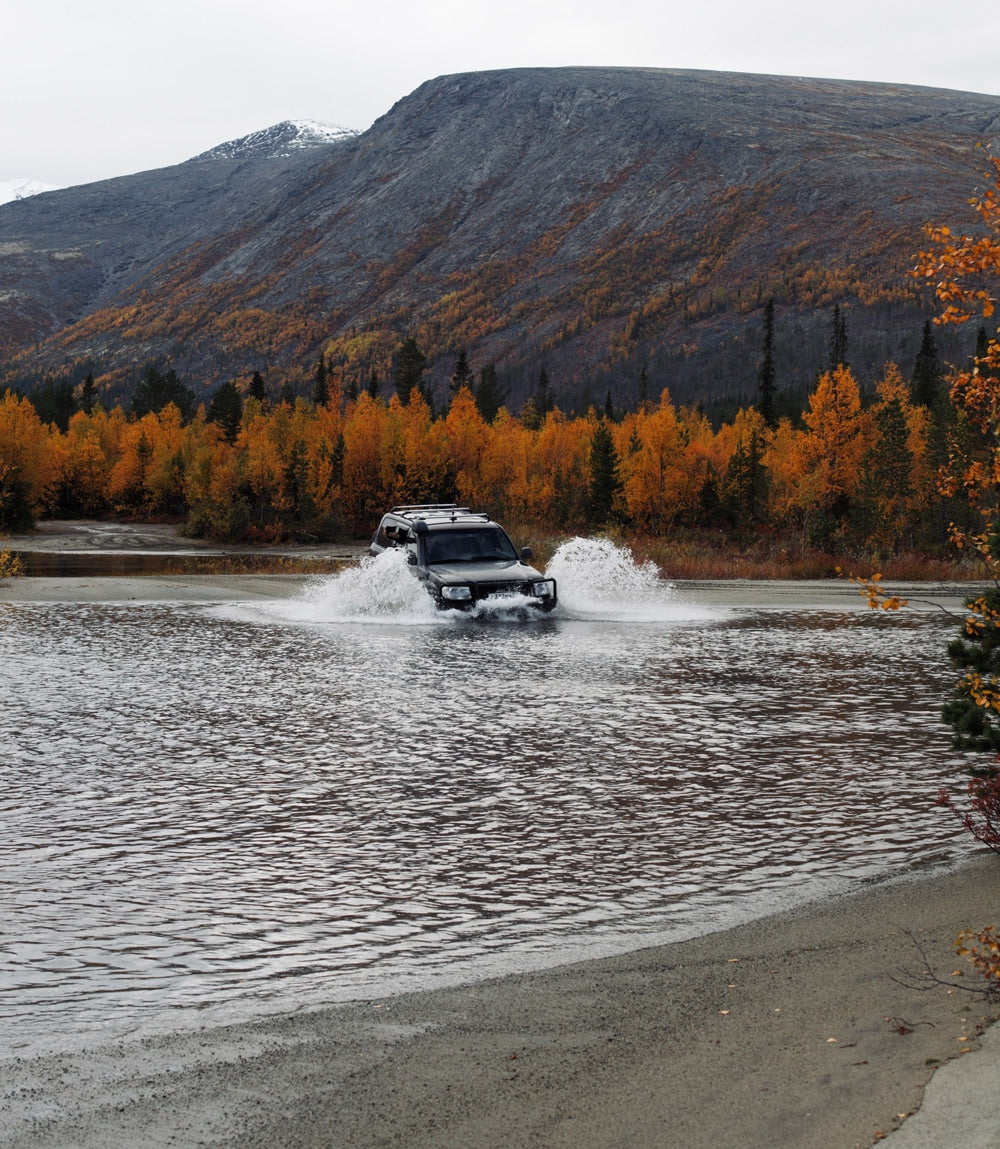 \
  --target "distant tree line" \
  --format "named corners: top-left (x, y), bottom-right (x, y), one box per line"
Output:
top-left (0, 310), bottom-right (985, 561)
